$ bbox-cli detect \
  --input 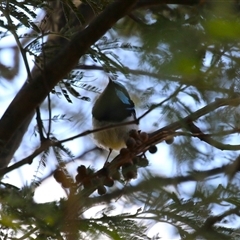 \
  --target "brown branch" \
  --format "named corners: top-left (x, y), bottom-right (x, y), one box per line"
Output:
top-left (187, 122), bottom-right (240, 150)
top-left (148, 97), bottom-right (240, 146)
top-left (2, 95), bottom-right (240, 178)
top-left (177, 128), bottom-right (240, 138)
top-left (0, 0), bottom-right (138, 158)
top-left (0, 0), bottom-right (231, 169)
top-left (203, 208), bottom-right (240, 229)
top-left (65, 155), bottom-right (240, 212)
top-left (189, 207), bottom-right (240, 239)
top-left (0, 139), bottom-right (54, 177)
